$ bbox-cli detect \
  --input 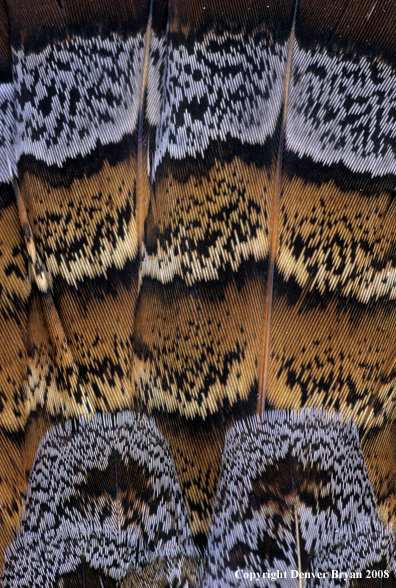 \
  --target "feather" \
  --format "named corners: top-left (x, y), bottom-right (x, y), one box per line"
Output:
top-left (202, 410), bottom-right (395, 586)
top-left (0, 0), bottom-right (396, 585)
top-left (2, 411), bottom-right (200, 586)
